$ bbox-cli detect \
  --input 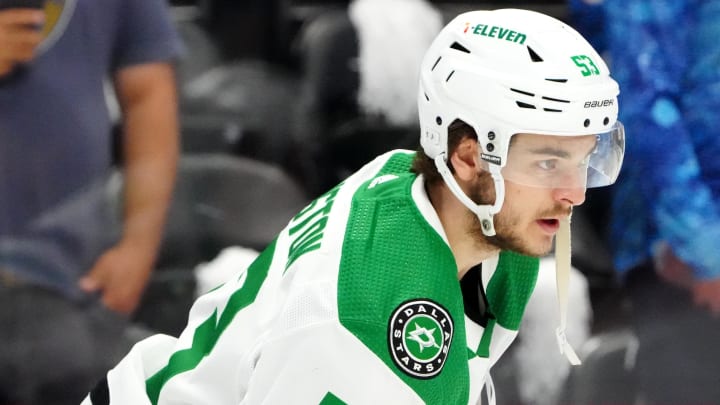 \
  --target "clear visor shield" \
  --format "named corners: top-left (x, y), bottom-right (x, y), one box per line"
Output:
top-left (499, 121), bottom-right (625, 189)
